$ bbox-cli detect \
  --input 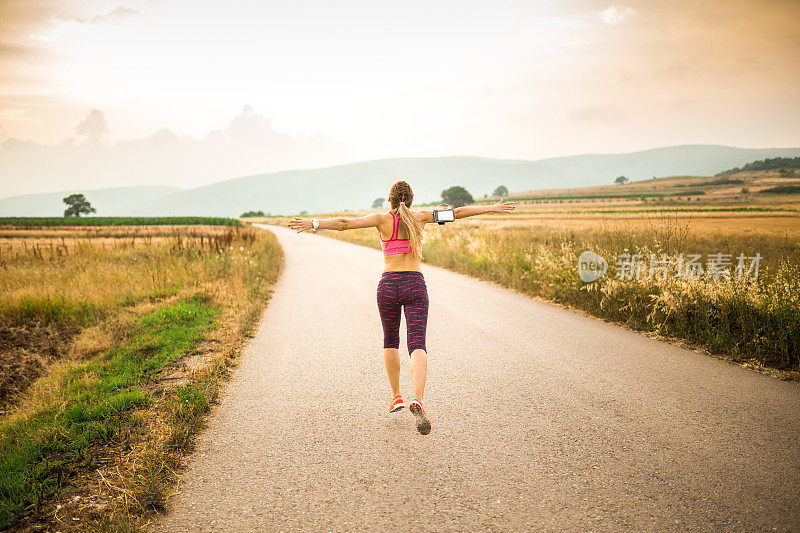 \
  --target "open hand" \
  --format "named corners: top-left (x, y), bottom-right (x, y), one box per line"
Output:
top-left (493, 200), bottom-right (516, 214)
top-left (289, 217), bottom-right (313, 233)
